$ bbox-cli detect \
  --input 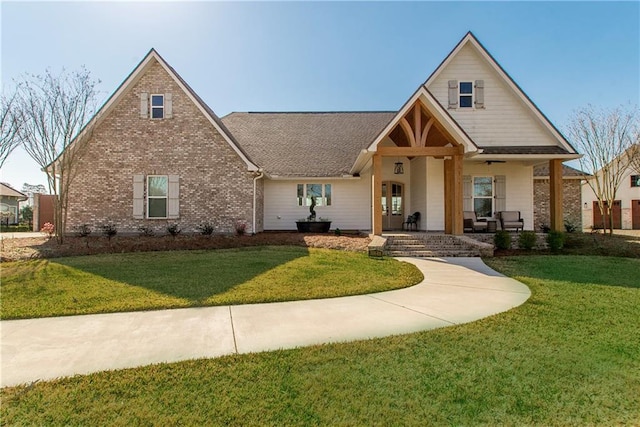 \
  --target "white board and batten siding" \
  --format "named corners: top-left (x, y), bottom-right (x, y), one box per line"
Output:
top-left (263, 170), bottom-right (373, 231)
top-left (428, 43), bottom-right (558, 148)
